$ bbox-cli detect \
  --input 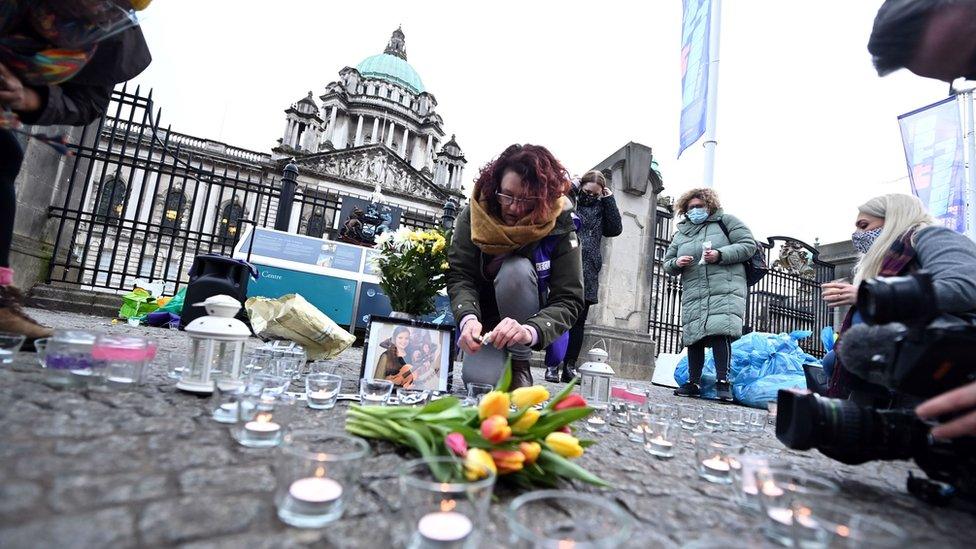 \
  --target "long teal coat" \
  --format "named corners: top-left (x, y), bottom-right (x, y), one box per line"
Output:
top-left (662, 209), bottom-right (757, 346)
